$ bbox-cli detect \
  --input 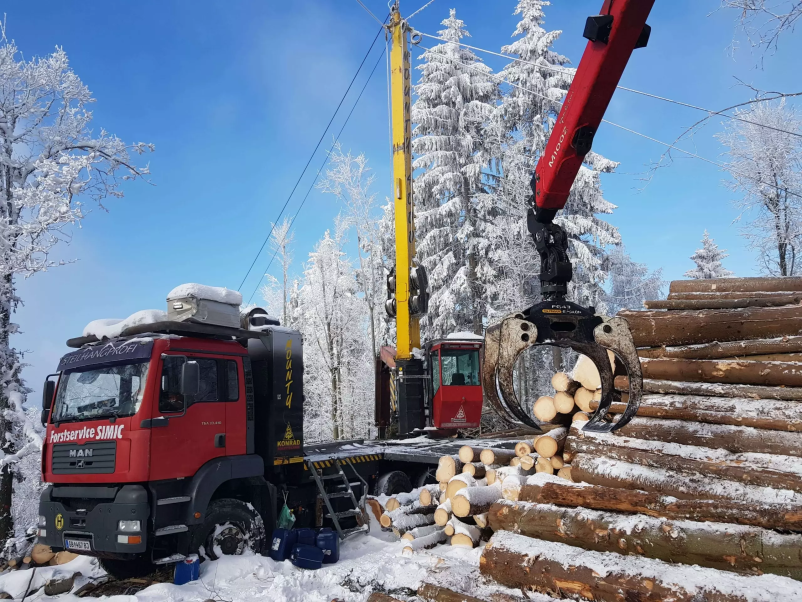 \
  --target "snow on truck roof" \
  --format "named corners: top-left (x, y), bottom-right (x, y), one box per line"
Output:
top-left (446, 331), bottom-right (483, 340)
top-left (83, 310), bottom-right (168, 340)
top-left (167, 283), bottom-right (242, 305)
